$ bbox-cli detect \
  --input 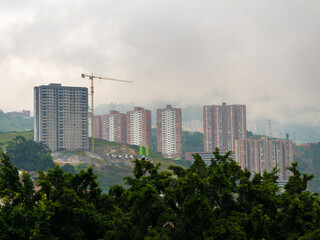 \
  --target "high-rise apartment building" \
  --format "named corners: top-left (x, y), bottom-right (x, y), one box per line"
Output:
top-left (235, 137), bottom-right (293, 181)
top-left (94, 115), bottom-right (102, 139)
top-left (34, 83), bottom-right (88, 151)
top-left (157, 105), bottom-right (182, 159)
top-left (127, 107), bottom-right (151, 148)
top-left (88, 113), bottom-right (102, 139)
top-left (102, 110), bottom-right (127, 143)
top-left (203, 103), bottom-right (246, 152)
